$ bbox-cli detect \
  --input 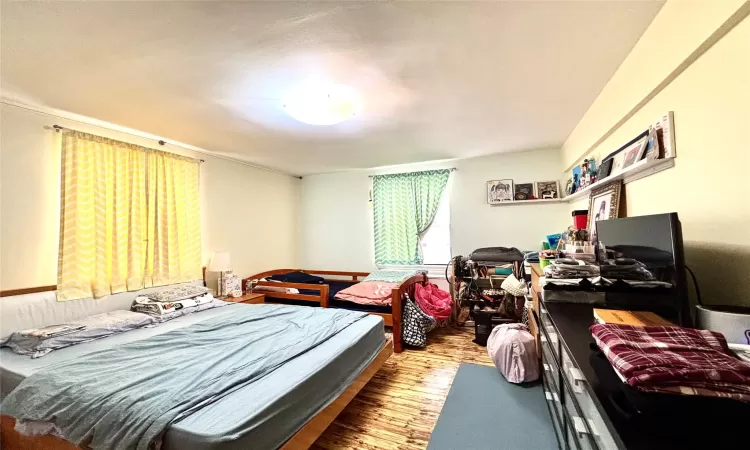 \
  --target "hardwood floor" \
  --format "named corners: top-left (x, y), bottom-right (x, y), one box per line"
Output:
top-left (311, 326), bottom-right (493, 450)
